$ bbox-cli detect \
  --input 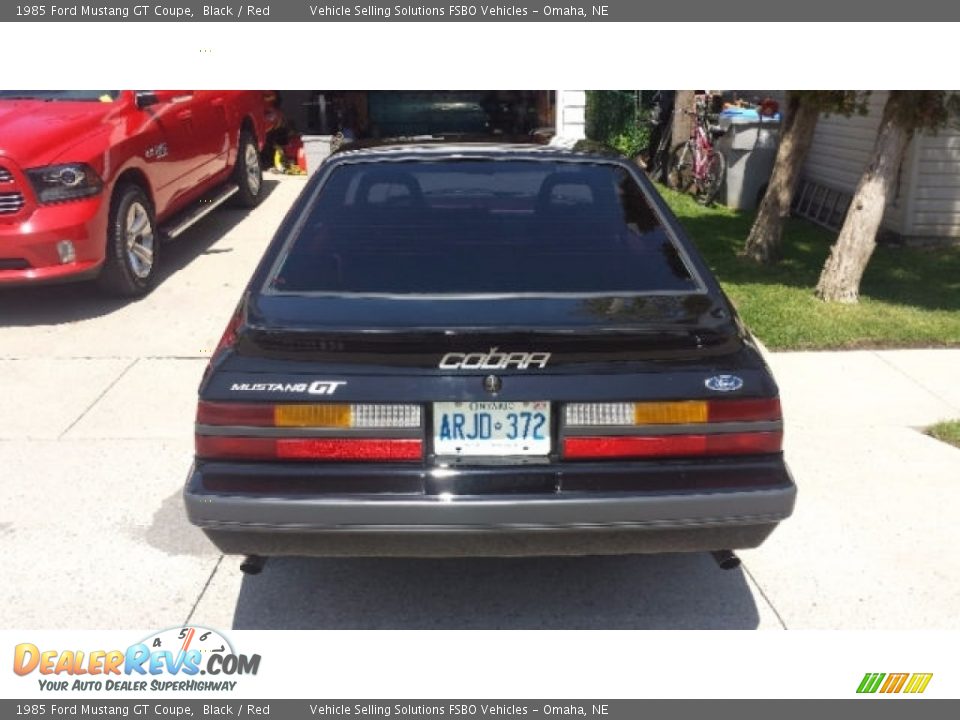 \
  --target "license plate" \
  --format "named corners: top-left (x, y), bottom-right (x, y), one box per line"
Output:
top-left (433, 401), bottom-right (551, 457)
